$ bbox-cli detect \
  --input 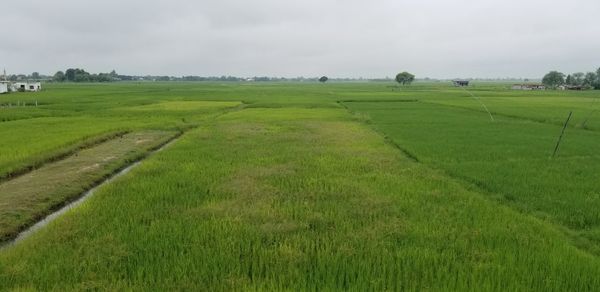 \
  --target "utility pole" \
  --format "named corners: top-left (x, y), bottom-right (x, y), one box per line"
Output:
top-left (551, 111), bottom-right (573, 159)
